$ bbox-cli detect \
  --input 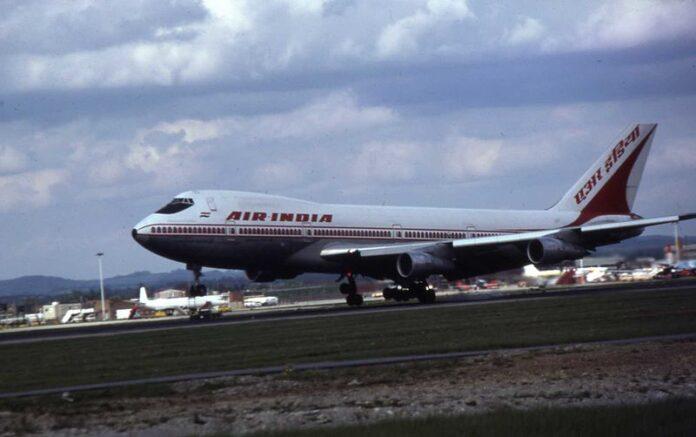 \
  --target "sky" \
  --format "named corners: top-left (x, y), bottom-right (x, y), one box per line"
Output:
top-left (0, 0), bottom-right (695, 280)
